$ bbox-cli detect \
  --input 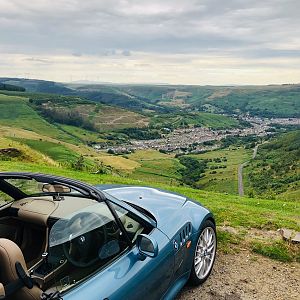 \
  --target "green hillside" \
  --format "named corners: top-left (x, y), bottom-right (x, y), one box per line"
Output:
top-left (113, 84), bottom-right (300, 118)
top-left (0, 78), bottom-right (72, 94)
top-left (204, 85), bottom-right (300, 118)
top-left (0, 82), bottom-right (25, 92)
top-left (150, 112), bottom-right (241, 130)
top-left (190, 147), bottom-right (252, 194)
top-left (127, 150), bottom-right (182, 184)
top-left (78, 83), bottom-right (300, 117)
top-left (245, 131), bottom-right (300, 200)
top-left (2, 79), bottom-right (299, 118)
top-left (0, 94), bottom-right (76, 142)
top-left (0, 91), bottom-right (148, 134)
